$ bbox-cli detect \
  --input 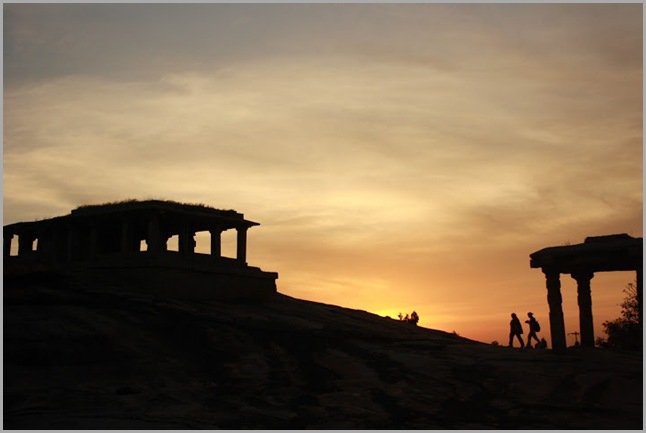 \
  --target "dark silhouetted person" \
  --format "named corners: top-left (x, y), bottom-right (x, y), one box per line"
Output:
top-left (525, 312), bottom-right (541, 348)
top-left (509, 313), bottom-right (524, 348)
